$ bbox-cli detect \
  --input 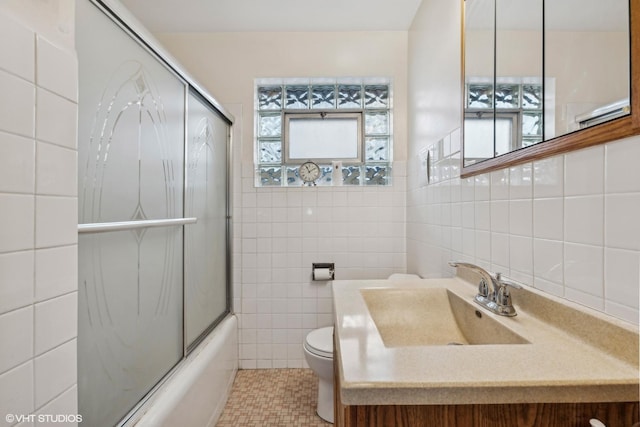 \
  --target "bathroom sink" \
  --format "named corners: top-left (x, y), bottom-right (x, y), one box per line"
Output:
top-left (360, 287), bottom-right (529, 347)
